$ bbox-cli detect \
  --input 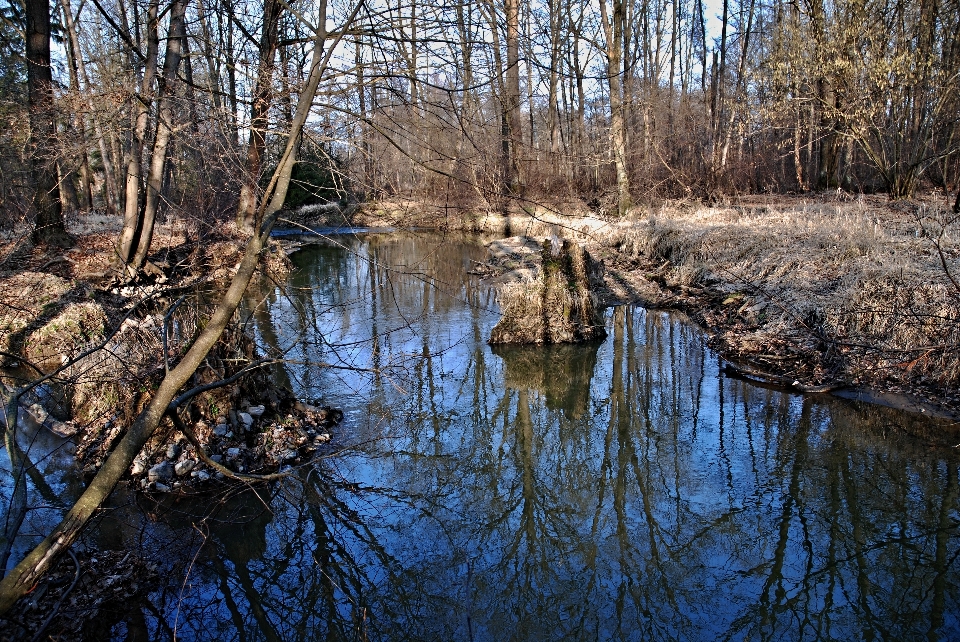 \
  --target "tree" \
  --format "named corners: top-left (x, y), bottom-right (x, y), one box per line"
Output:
top-left (25, 0), bottom-right (73, 246)
top-left (598, 0), bottom-right (630, 215)
top-left (236, 0), bottom-right (283, 232)
top-left (0, 0), bottom-right (362, 613)
top-left (116, 0), bottom-right (188, 274)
